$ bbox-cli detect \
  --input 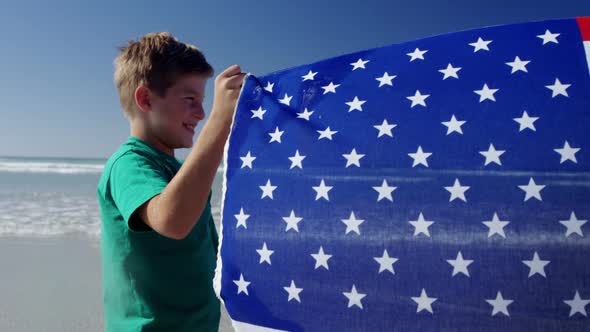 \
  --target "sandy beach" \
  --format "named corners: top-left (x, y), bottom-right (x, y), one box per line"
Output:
top-left (0, 235), bottom-right (233, 331)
